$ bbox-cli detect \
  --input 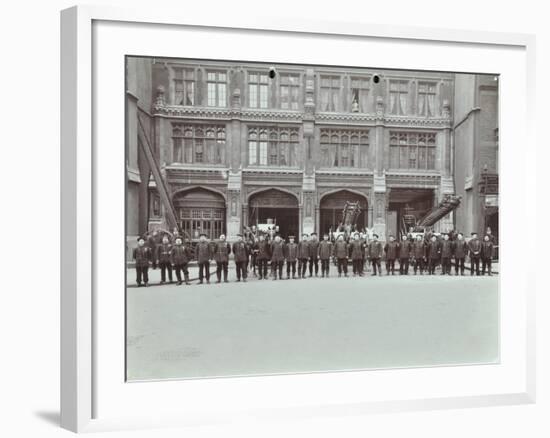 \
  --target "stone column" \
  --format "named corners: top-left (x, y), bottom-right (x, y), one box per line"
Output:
top-left (226, 171), bottom-right (242, 241)
top-left (301, 68), bottom-right (316, 236)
